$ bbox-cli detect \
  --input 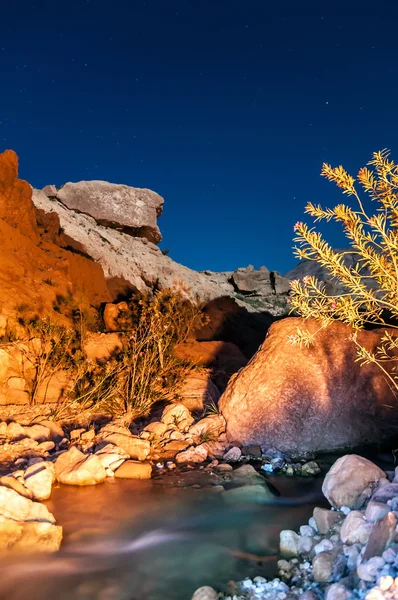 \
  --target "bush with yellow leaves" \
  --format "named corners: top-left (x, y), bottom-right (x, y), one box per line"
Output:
top-left (289, 149), bottom-right (398, 393)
